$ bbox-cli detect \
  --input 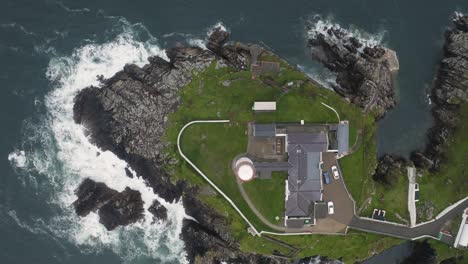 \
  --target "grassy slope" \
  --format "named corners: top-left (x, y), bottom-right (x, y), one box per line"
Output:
top-left (162, 58), bottom-right (405, 262)
top-left (418, 103), bottom-right (468, 217)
